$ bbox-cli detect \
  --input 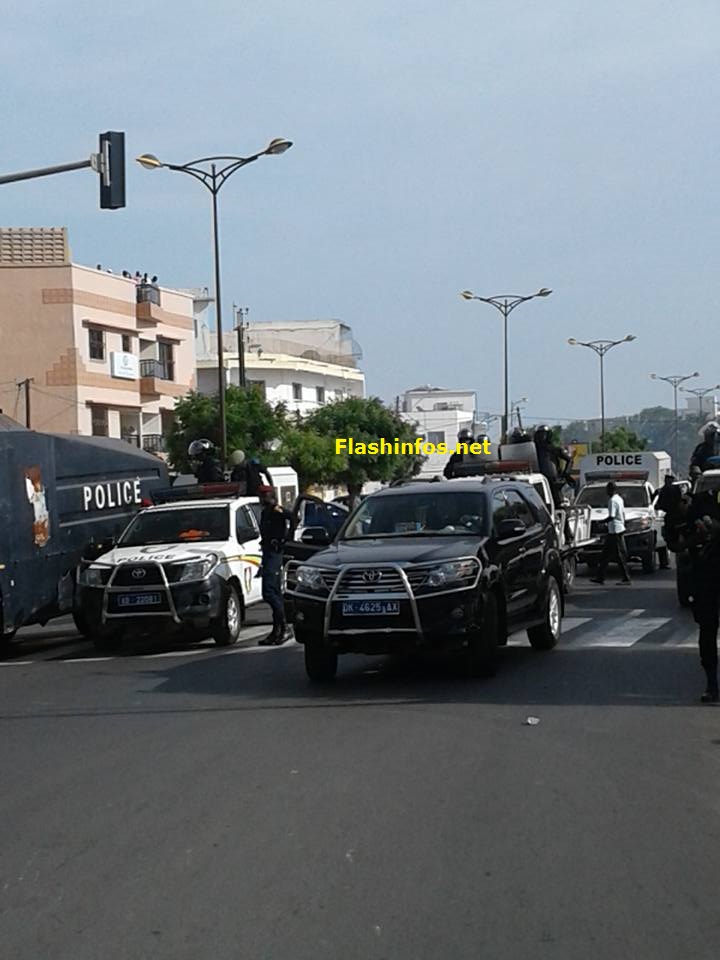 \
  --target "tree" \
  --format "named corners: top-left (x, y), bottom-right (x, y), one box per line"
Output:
top-left (590, 426), bottom-right (647, 453)
top-left (276, 424), bottom-right (336, 493)
top-left (300, 397), bottom-right (424, 505)
top-left (165, 387), bottom-right (287, 472)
